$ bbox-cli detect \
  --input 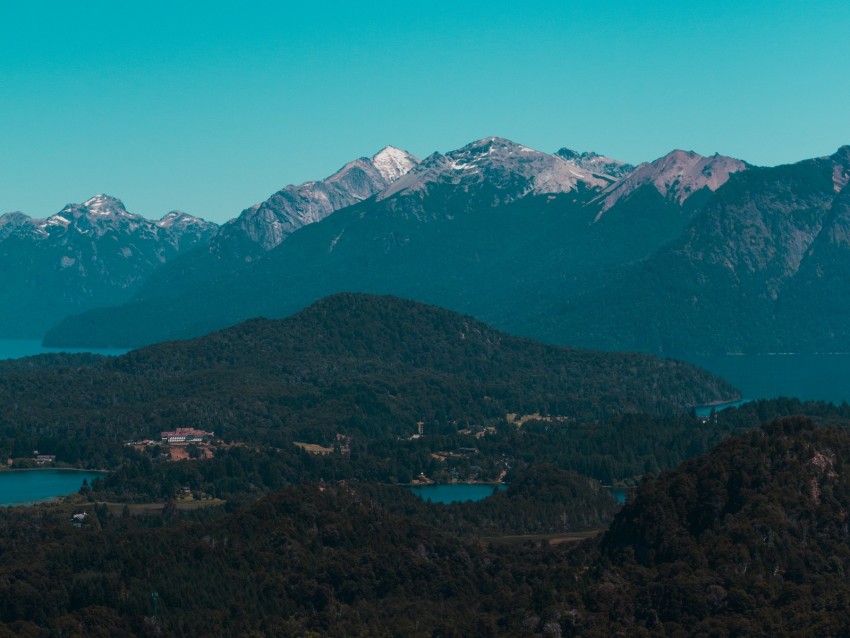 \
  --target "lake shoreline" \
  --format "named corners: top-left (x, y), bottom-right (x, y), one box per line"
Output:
top-left (0, 467), bottom-right (110, 473)
top-left (0, 469), bottom-right (109, 507)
